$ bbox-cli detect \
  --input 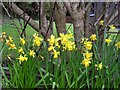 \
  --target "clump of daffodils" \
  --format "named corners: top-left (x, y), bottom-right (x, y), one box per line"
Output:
top-left (6, 36), bottom-right (16, 50)
top-left (47, 34), bottom-right (60, 58)
top-left (59, 33), bottom-right (76, 51)
top-left (81, 34), bottom-right (102, 70)
top-left (47, 32), bottom-right (76, 58)
top-left (81, 34), bottom-right (94, 67)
